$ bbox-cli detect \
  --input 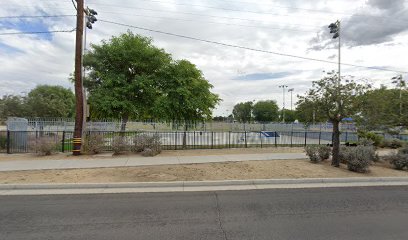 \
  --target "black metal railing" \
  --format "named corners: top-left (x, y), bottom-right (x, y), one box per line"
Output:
top-left (0, 130), bottom-right (406, 154)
